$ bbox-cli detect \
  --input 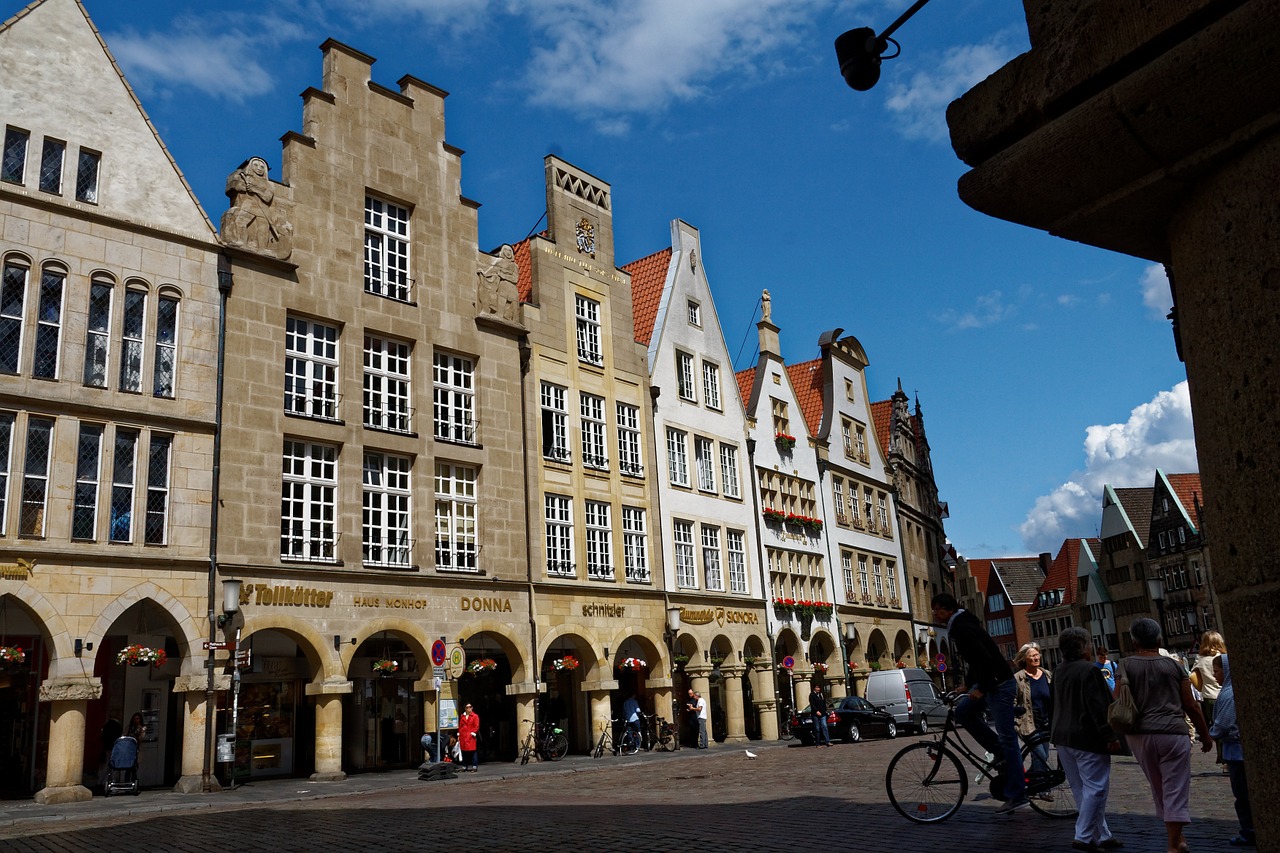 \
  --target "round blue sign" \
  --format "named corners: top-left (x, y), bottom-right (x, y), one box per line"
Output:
top-left (431, 639), bottom-right (447, 666)
top-left (937, 662), bottom-right (947, 673)
top-left (782, 655), bottom-right (795, 670)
